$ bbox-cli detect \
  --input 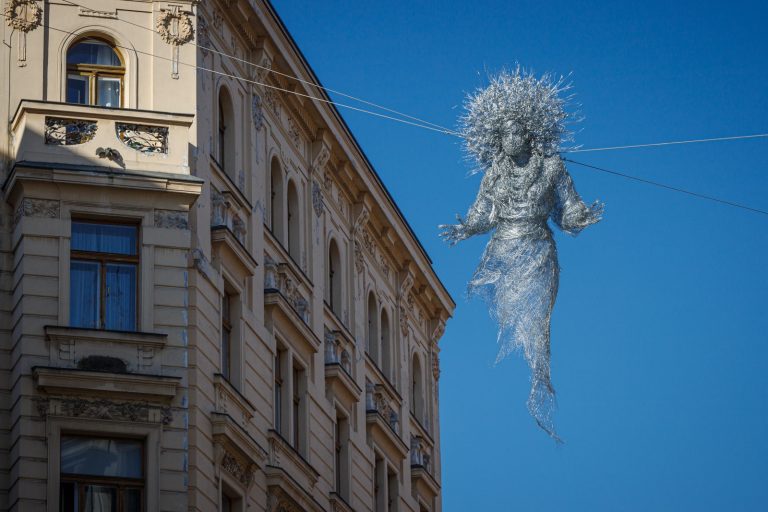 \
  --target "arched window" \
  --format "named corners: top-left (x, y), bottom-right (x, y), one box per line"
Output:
top-left (269, 158), bottom-right (284, 242)
top-left (66, 38), bottom-right (124, 107)
top-left (366, 292), bottom-right (379, 363)
top-left (217, 87), bottom-right (235, 179)
top-left (287, 180), bottom-right (300, 260)
top-left (381, 309), bottom-right (391, 379)
top-left (411, 353), bottom-right (423, 419)
top-left (328, 239), bottom-right (342, 315)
